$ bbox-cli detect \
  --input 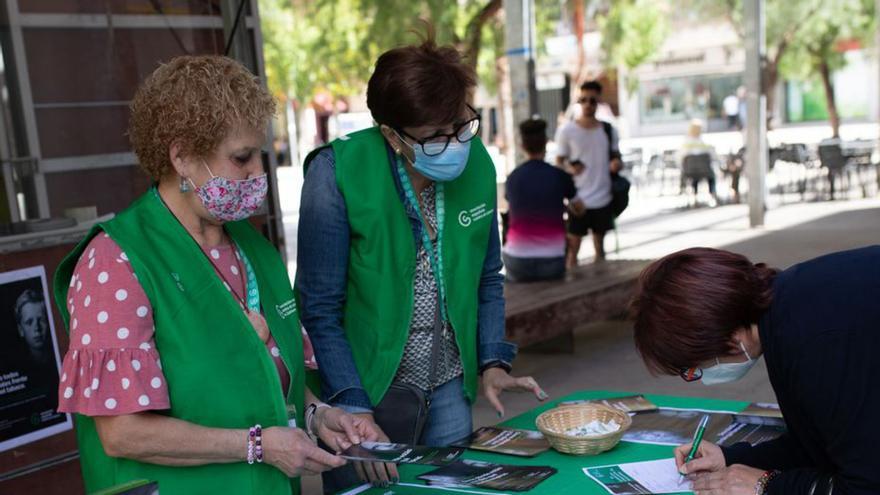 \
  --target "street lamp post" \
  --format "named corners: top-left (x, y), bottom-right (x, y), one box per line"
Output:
top-left (504, 0), bottom-right (537, 167)
top-left (744, 0), bottom-right (767, 227)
